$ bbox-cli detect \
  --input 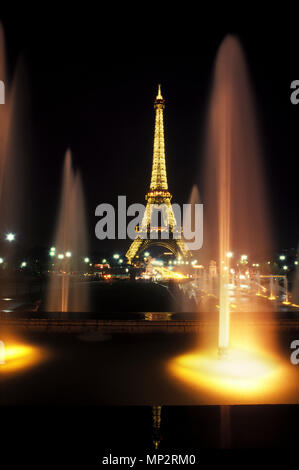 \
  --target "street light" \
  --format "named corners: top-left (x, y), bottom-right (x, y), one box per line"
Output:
top-left (102, 259), bottom-right (107, 263)
top-left (65, 251), bottom-right (72, 258)
top-left (5, 233), bottom-right (15, 242)
top-left (20, 261), bottom-right (27, 268)
top-left (226, 251), bottom-right (233, 258)
top-left (279, 255), bottom-right (286, 261)
top-left (283, 265), bottom-right (288, 271)
top-left (113, 254), bottom-right (120, 260)
top-left (58, 254), bottom-right (64, 260)
top-left (0, 257), bottom-right (3, 264)
top-left (84, 257), bottom-right (90, 263)
top-left (144, 251), bottom-right (150, 257)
